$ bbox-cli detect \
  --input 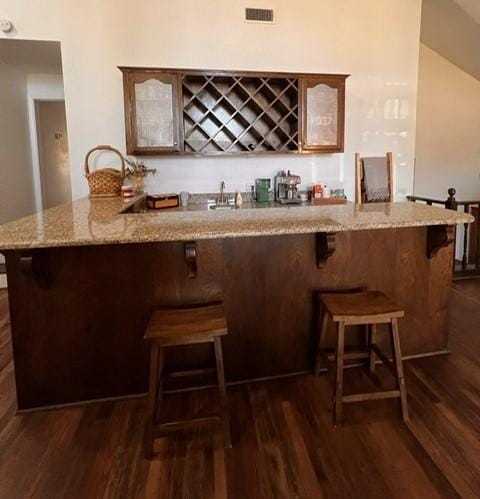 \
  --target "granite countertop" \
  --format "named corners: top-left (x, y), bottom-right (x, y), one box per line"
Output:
top-left (0, 194), bottom-right (473, 250)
